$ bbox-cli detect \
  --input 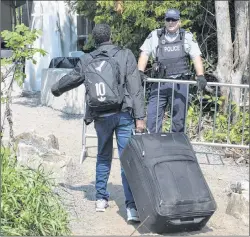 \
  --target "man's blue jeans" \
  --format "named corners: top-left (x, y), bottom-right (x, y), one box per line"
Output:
top-left (94, 111), bottom-right (136, 209)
